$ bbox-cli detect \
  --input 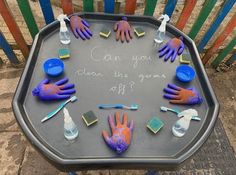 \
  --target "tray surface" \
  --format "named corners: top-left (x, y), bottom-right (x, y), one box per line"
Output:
top-left (13, 13), bottom-right (219, 169)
